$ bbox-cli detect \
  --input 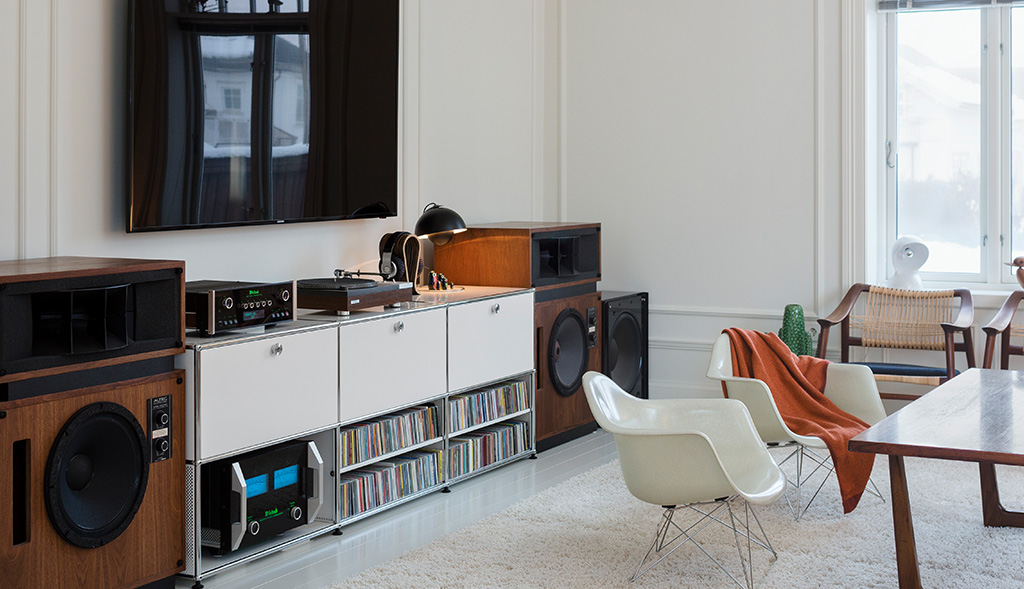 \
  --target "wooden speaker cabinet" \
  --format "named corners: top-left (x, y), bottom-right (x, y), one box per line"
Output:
top-left (433, 222), bottom-right (600, 291)
top-left (0, 371), bottom-right (186, 589)
top-left (534, 292), bottom-right (601, 448)
top-left (0, 256), bottom-right (185, 391)
top-left (435, 223), bottom-right (602, 450)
